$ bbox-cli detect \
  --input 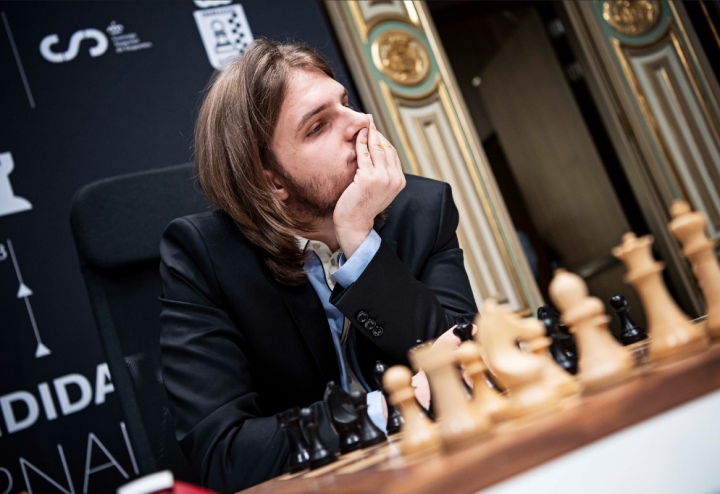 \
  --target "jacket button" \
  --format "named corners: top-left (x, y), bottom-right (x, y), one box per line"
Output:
top-left (372, 327), bottom-right (384, 337)
top-left (364, 319), bottom-right (377, 331)
top-left (356, 311), bottom-right (369, 323)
